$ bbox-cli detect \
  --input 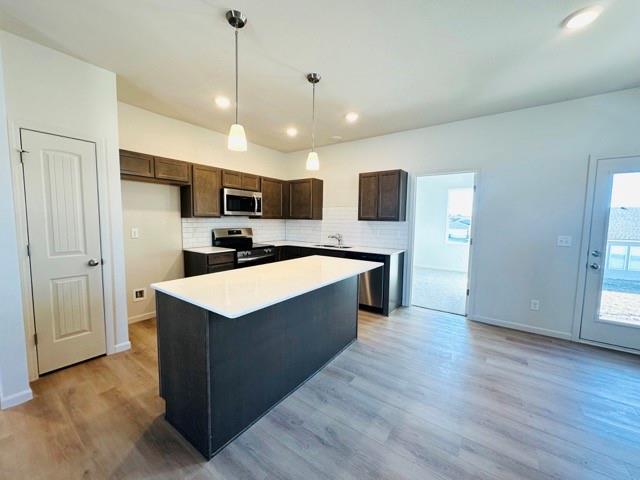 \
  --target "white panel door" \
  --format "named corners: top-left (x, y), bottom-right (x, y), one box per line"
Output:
top-left (580, 156), bottom-right (640, 351)
top-left (21, 129), bottom-right (106, 374)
